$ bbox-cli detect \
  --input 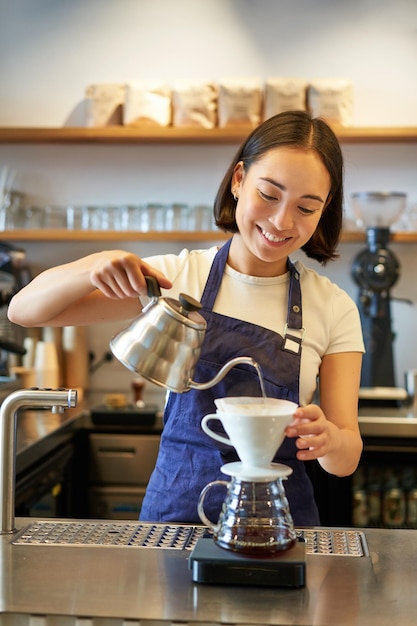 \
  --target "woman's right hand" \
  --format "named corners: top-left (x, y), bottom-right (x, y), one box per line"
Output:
top-left (89, 250), bottom-right (172, 299)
